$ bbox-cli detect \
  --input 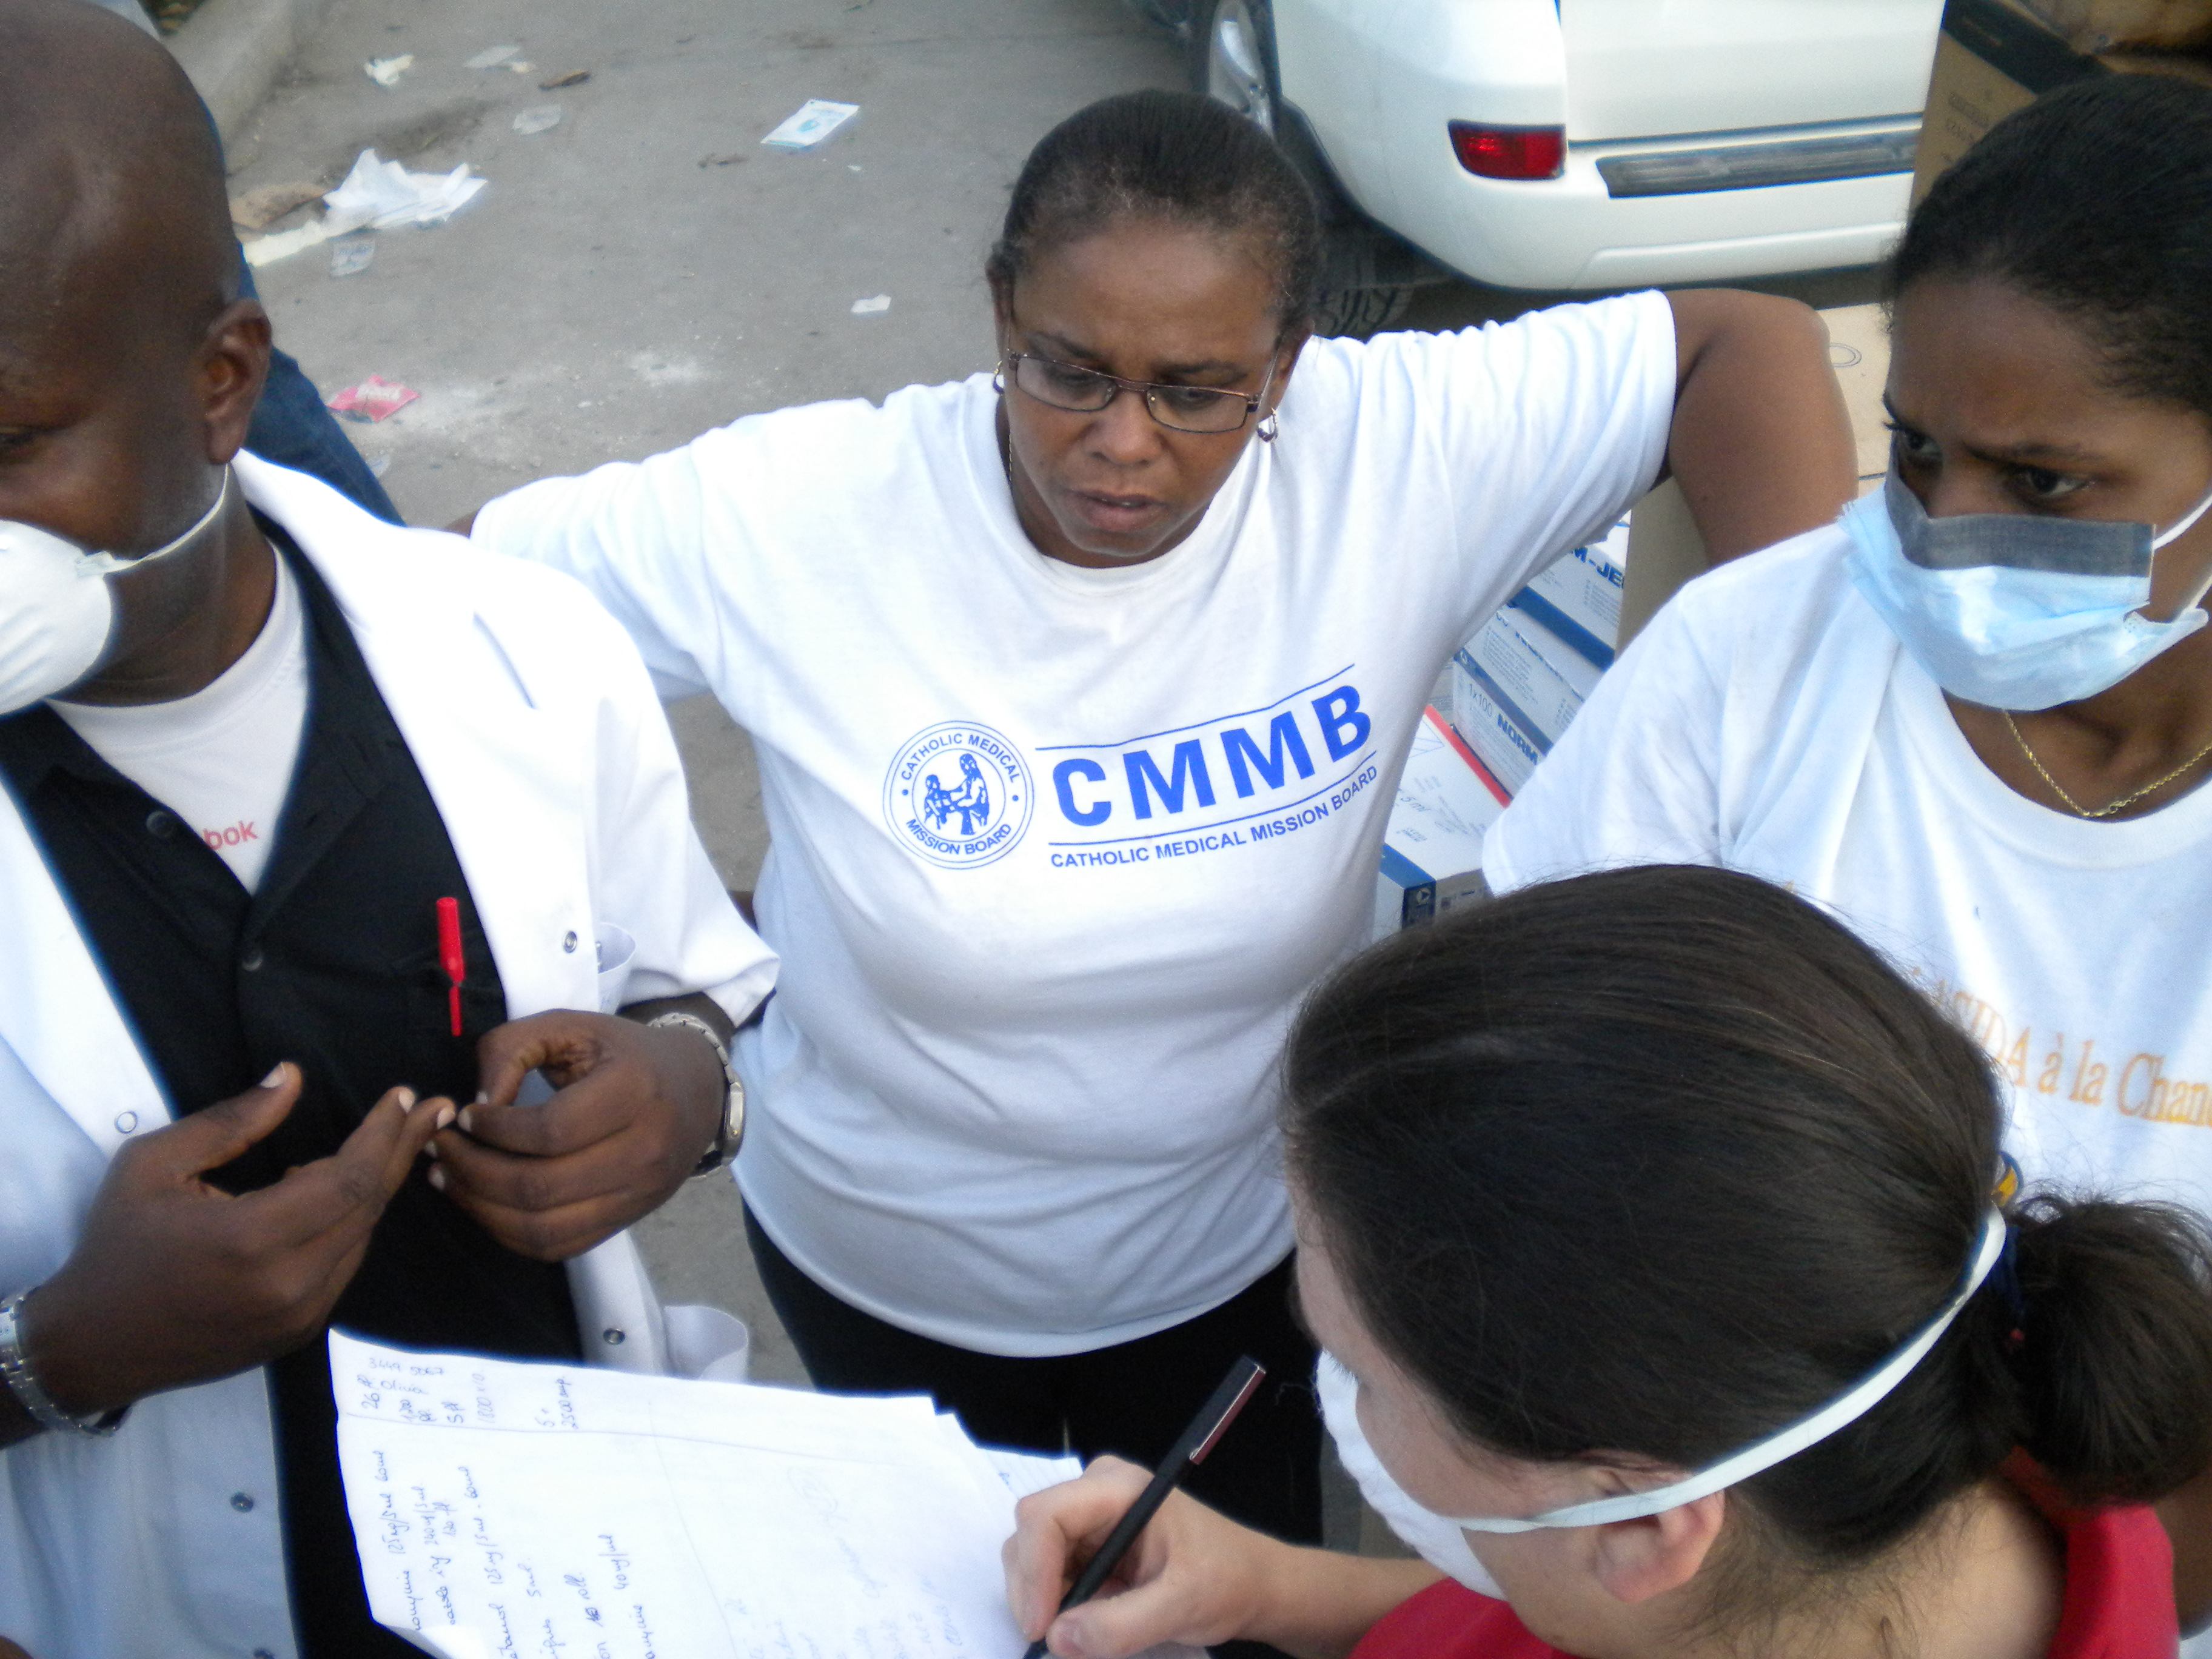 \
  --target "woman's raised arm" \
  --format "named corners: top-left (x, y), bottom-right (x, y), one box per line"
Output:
top-left (1663, 287), bottom-right (1858, 561)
